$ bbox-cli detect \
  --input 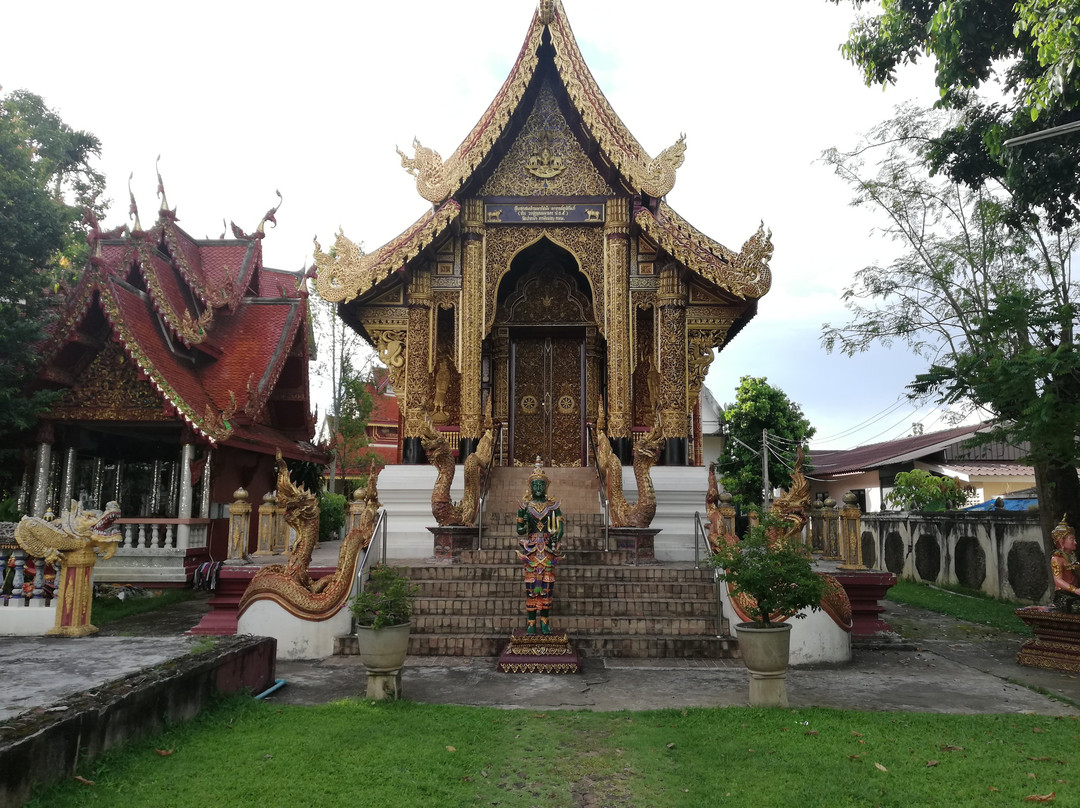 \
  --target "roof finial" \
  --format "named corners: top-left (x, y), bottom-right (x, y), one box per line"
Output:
top-left (256, 190), bottom-right (283, 235)
top-left (539, 0), bottom-right (555, 25)
top-left (155, 155), bottom-right (171, 214)
top-left (127, 172), bottom-right (142, 232)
